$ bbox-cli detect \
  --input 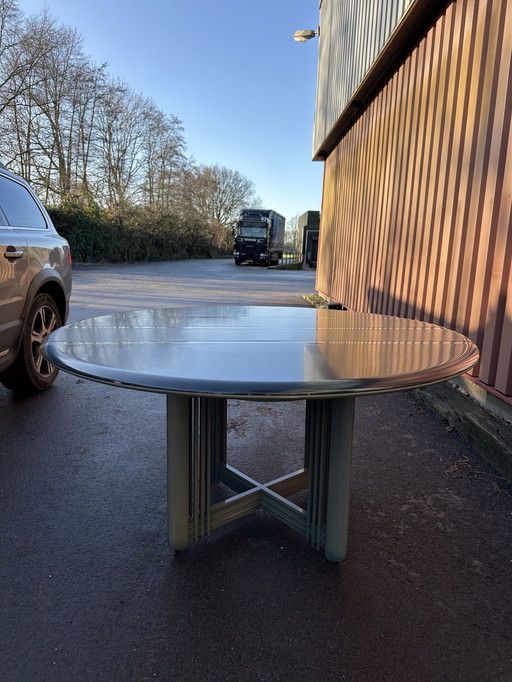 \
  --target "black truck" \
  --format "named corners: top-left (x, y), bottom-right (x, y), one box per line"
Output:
top-left (233, 209), bottom-right (285, 266)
